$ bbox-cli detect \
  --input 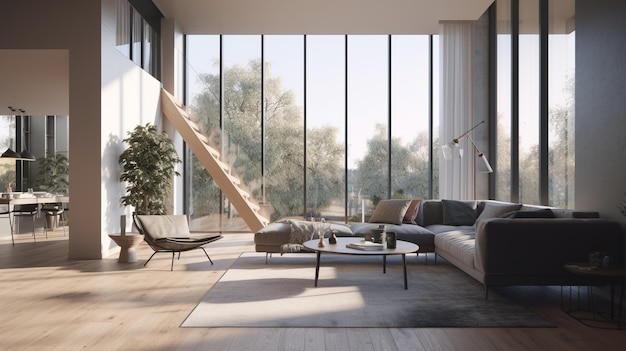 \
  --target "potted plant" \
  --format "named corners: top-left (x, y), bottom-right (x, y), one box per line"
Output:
top-left (118, 124), bottom-right (181, 215)
top-left (36, 153), bottom-right (69, 194)
top-left (36, 153), bottom-right (69, 229)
